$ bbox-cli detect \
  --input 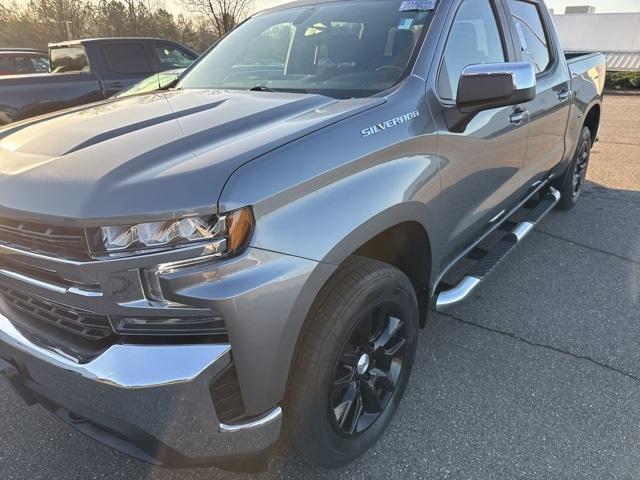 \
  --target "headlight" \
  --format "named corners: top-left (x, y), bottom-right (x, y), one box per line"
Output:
top-left (88, 207), bottom-right (254, 258)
